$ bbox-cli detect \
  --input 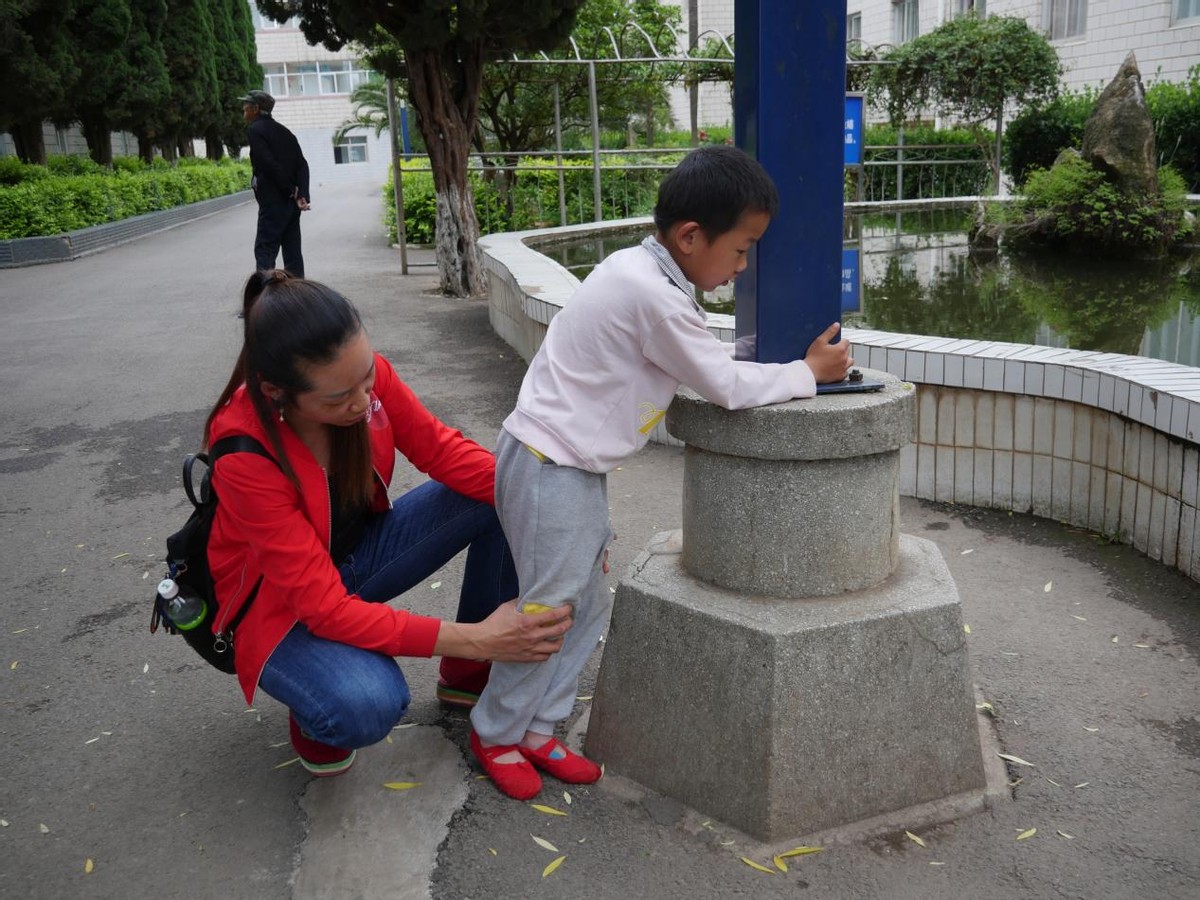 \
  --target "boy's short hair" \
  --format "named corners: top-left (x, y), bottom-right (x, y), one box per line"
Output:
top-left (653, 145), bottom-right (780, 239)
